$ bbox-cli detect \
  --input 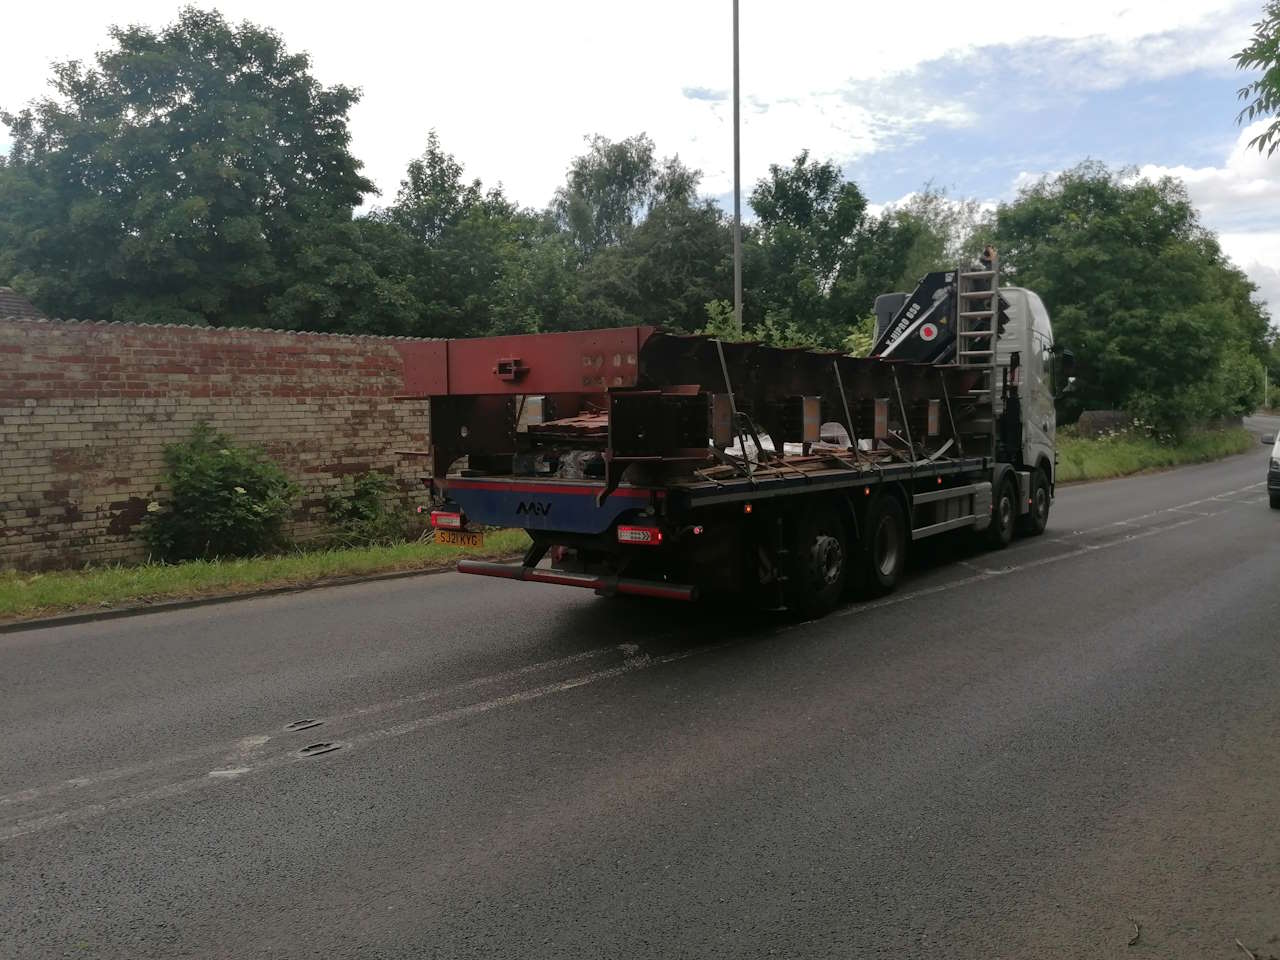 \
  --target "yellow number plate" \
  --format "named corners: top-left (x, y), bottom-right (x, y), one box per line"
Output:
top-left (436, 529), bottom-right (483, 548)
